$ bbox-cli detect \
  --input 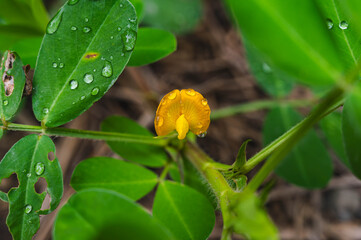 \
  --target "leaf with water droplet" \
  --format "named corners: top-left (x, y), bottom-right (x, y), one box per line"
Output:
top-left (46, 9), bottom-right (64, 34)
top-left (122, 29), bottom-right (137, 51)
top-left (33, 0), bottom-right (137, 127)
top-left (101, 116), bottom-right (168, 167)
top-left (128, 28), bottom-right (177, 66)
top-left (0, 50), bottom-right (26, 121)
top-left (0, 134), bottom-right (63, 240)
